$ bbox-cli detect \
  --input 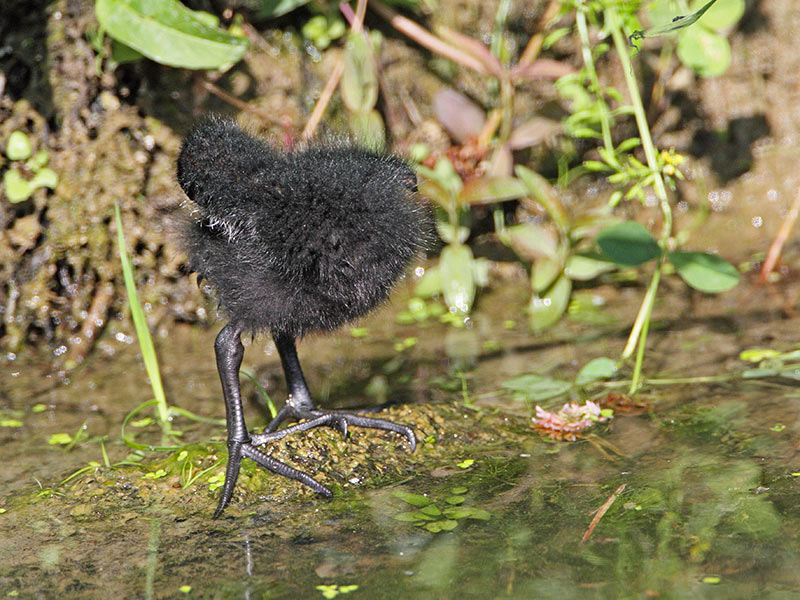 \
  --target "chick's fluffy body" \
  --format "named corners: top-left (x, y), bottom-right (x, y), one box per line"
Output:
top-left (177, 117), bottom-right (425, 337)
